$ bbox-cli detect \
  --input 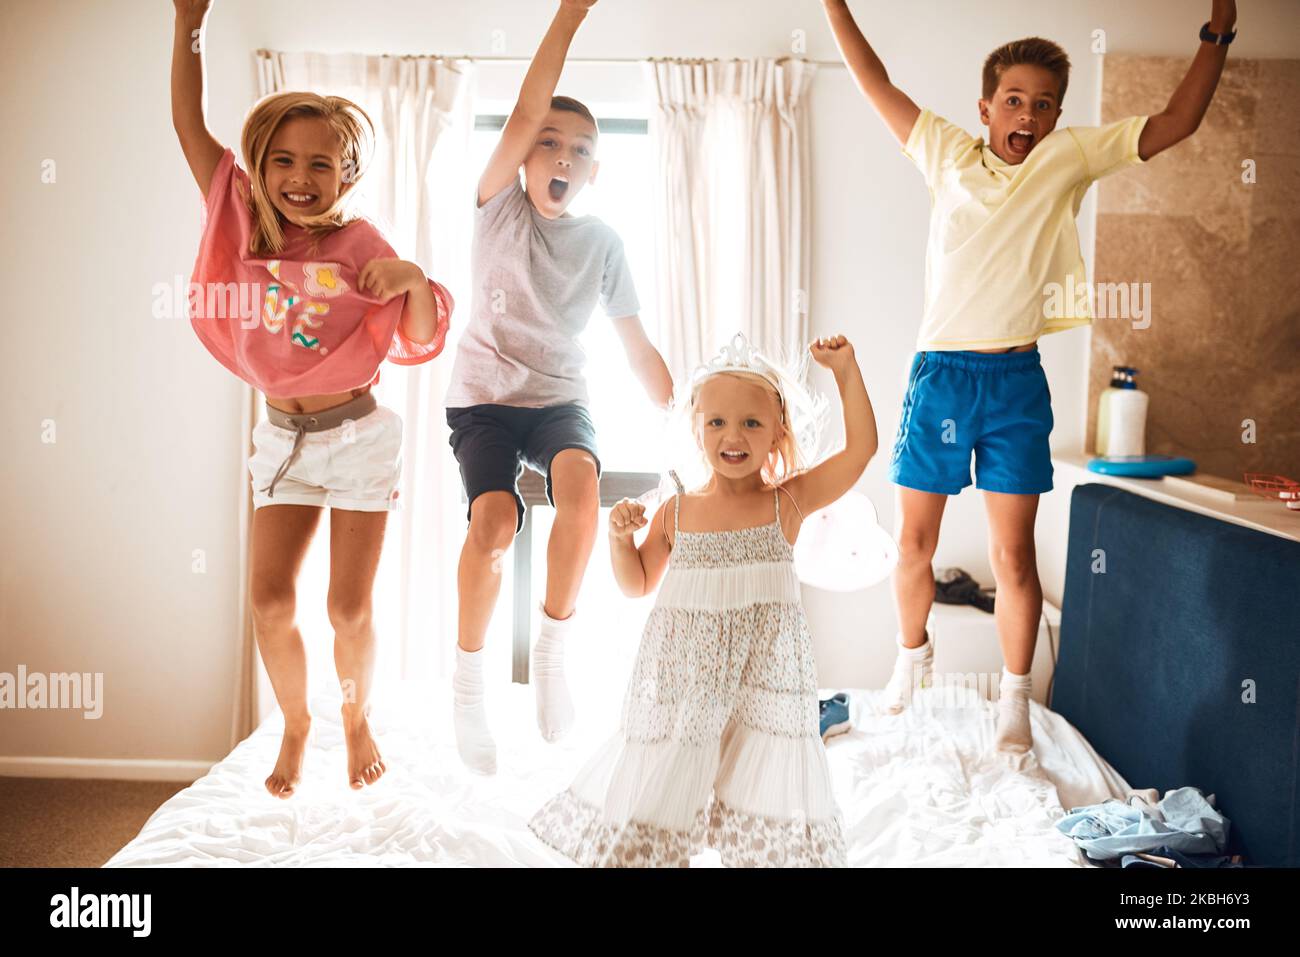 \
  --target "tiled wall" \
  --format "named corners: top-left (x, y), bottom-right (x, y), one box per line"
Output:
top-left (1090, 55), bottom-right (1300, 480)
